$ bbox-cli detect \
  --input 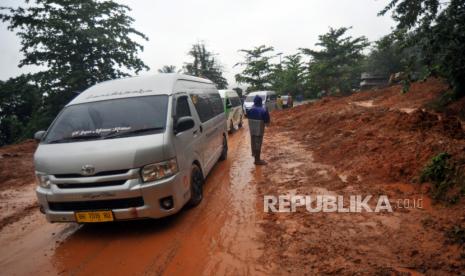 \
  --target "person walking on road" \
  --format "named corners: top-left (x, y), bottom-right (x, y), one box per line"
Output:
top-left (247, 95), bottom-right (270, 165)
